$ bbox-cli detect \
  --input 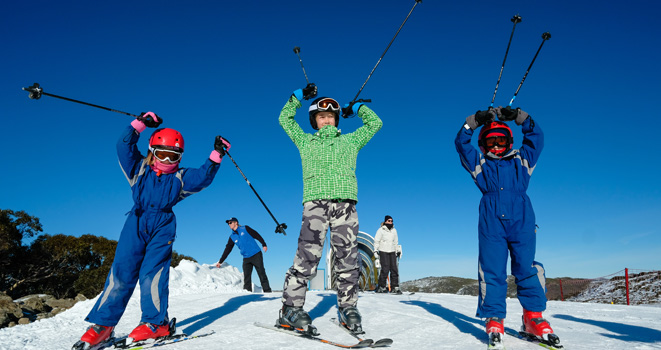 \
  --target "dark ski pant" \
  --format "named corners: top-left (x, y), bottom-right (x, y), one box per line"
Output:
top-left (377, 251), bottom-right (399, 289)
top-left (243, 251), bottom-right (271, 292)
top-left (282, 200), bottom-right (360, 309)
